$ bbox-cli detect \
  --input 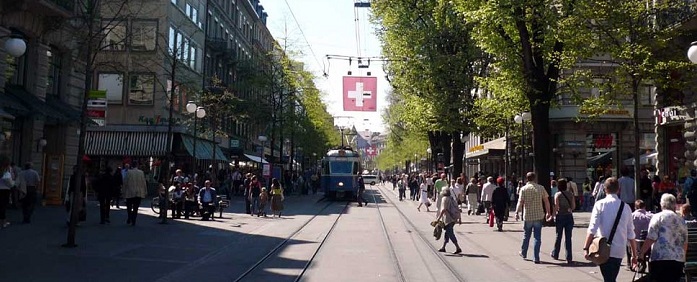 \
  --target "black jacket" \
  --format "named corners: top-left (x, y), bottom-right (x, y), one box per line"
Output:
top-left (492, 185), bottom-right (509, 215)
